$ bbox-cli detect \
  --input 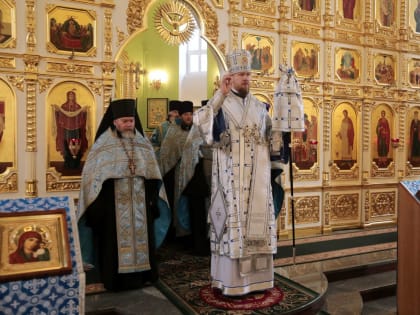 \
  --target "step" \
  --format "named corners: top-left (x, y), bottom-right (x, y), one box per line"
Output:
top-left (323, 267), bottom-right (396, 314)
top-left (324, 260), bottom-right (397, 282)
top-left (361, 295), bottom-right (397, 315)
top-left (278, 250), bottom-right (397, 314)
